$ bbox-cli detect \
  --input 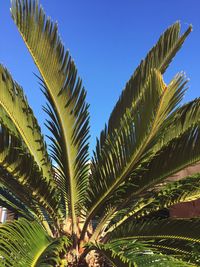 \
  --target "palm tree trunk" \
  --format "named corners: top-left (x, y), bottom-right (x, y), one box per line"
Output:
top-left (85, 250), bottom-right (105, 267)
